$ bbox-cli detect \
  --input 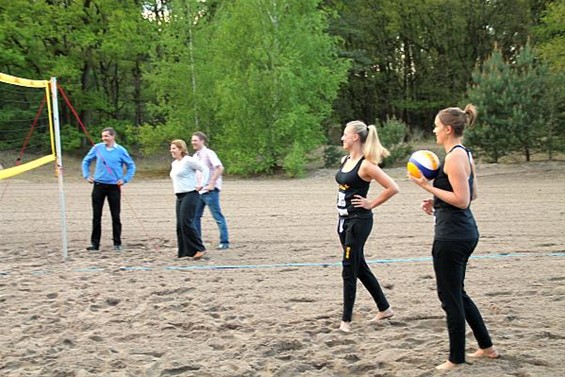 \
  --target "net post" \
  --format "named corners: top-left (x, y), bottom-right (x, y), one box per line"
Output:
top-left (50, 77), bottom-right (69, 261)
